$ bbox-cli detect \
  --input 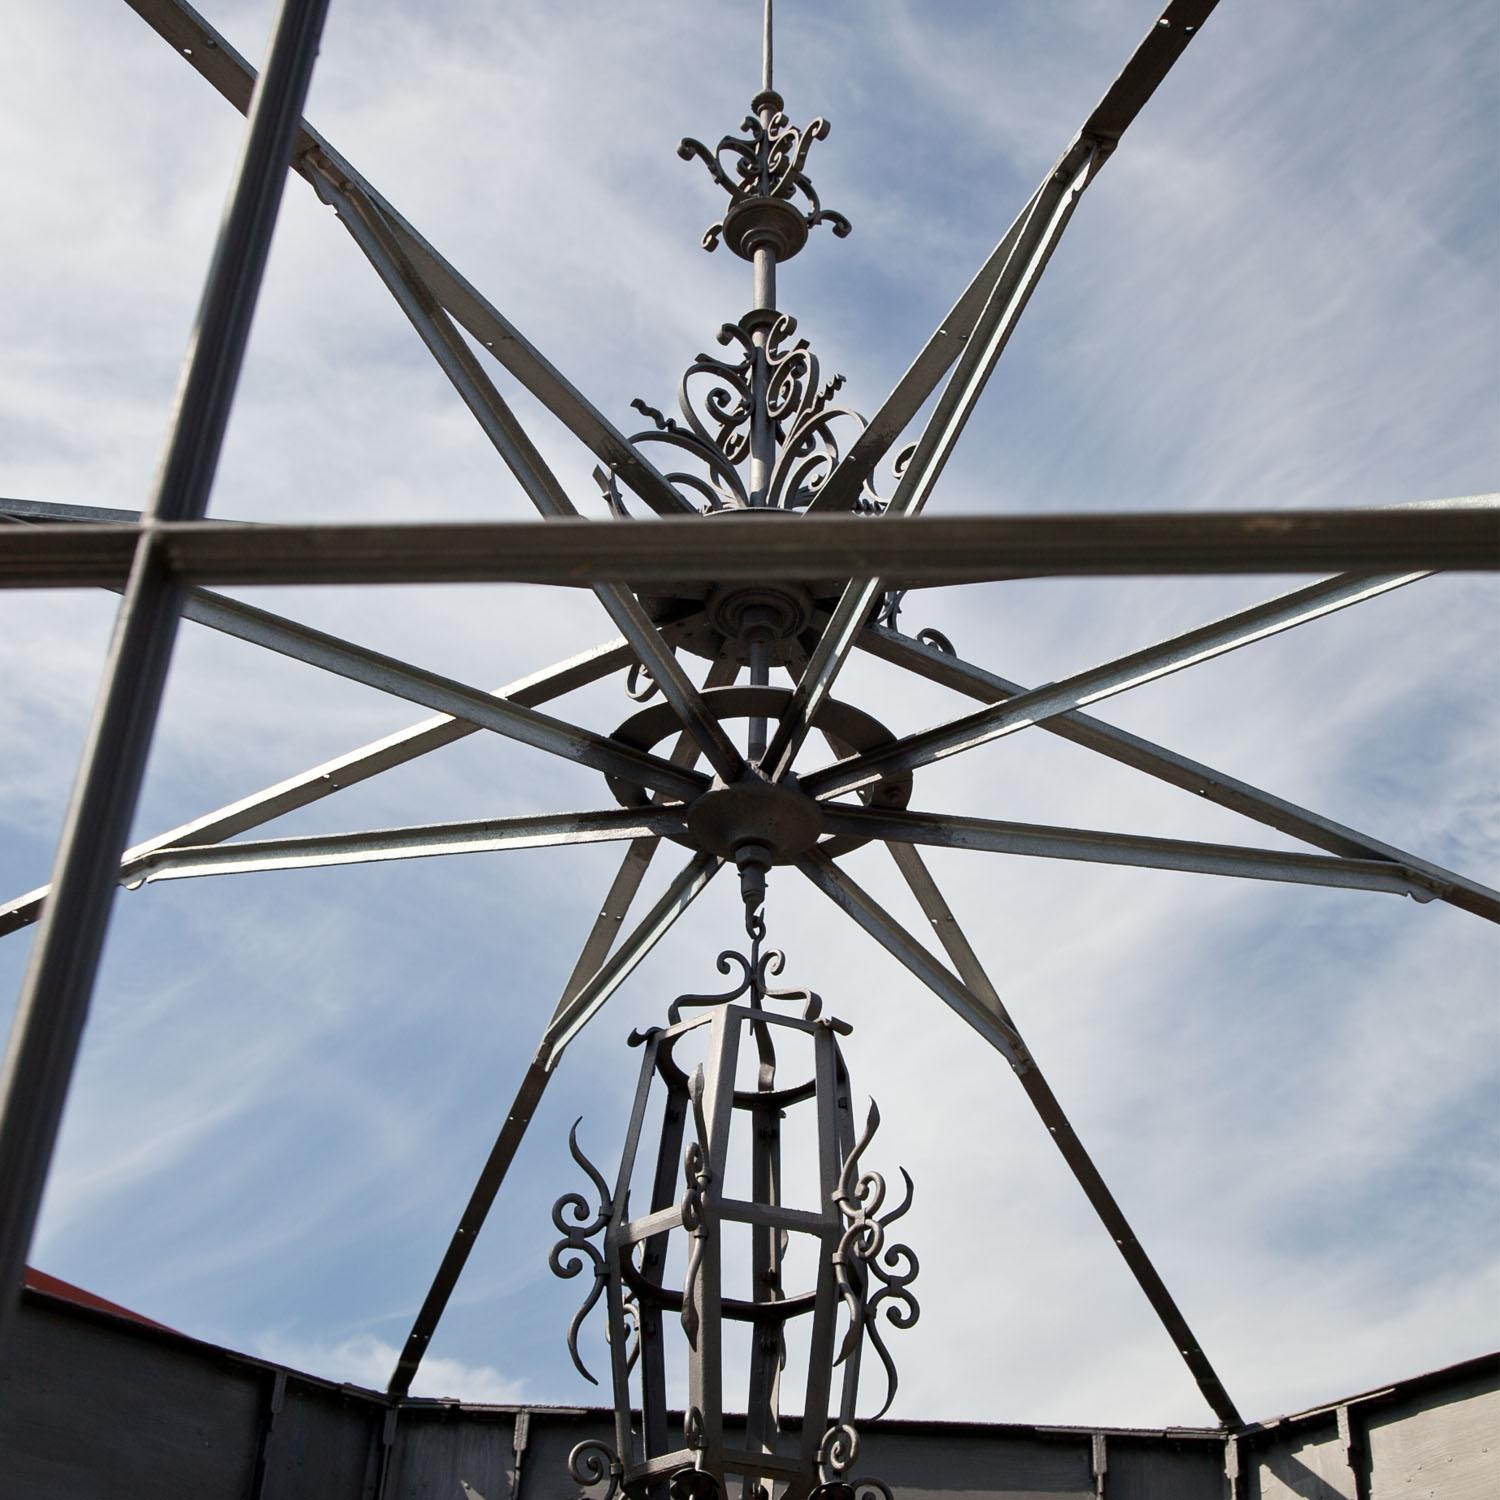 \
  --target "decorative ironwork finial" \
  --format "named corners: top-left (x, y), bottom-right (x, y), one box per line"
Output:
top-left (678, 1), bottom-right (848, 267)
top-left (601, 315), bottom-right (909, 516)
top-left (678, 103), bottom-right (850, 262)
